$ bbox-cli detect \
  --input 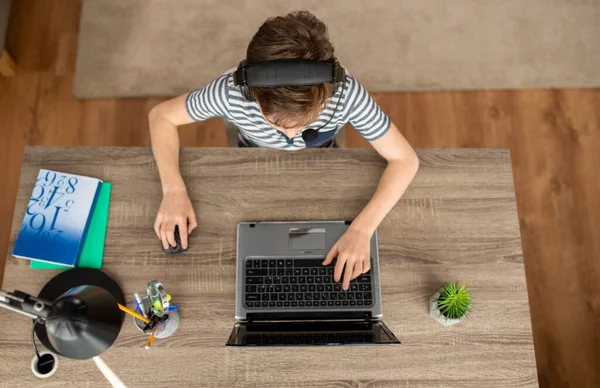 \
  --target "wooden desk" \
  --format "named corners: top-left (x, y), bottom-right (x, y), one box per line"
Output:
top-left (0, 147), bottom-right (538, 387)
